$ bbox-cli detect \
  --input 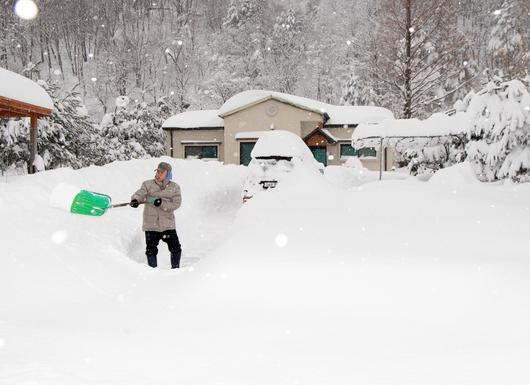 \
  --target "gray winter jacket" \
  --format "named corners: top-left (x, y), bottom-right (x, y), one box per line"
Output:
top-left (131, 179), bottom-right (182, 232)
